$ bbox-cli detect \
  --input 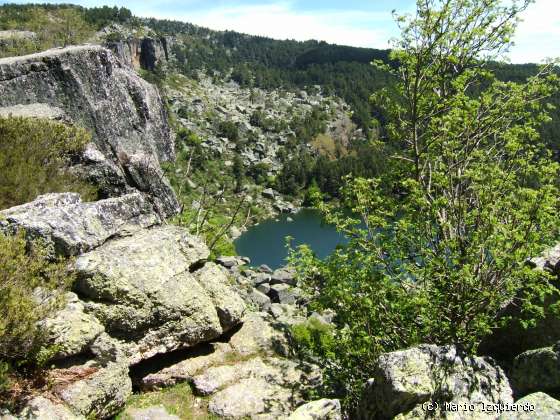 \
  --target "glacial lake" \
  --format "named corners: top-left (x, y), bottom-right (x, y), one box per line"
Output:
top-left (234, 208), bottom-right (347, 270)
